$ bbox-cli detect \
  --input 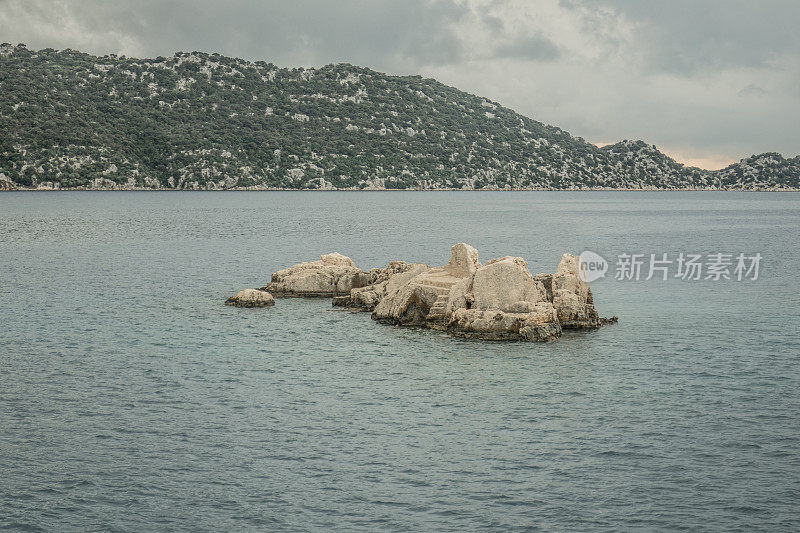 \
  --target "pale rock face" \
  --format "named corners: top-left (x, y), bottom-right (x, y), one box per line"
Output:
top-left (449, 302), bottom-right (561, 342)
top-left (445, 276), bottom-right (473, 316)
top-left (371, 243), bottom-right (480, 325)
top-left (347, 261), bottom-right (429, 311)
top-left (0, 172), bottom-right (16, 190)
top-left (553, 290), bottom-right (584, 320)
top-left (373, 247), bottom-right (567, 340)
top-left (552, 253), bottom-right (589, 301)
top-left (264, 253), bottom-right (368, 296)
top-left (371, 247), bottom-right (564, 341)
top-left (550, 253), bottom-right (599, 327)
top-left (252, 244), bottom-right (613, 342)
top-left (444, 254), bottom-right (561, 341)
top-left (533, 273), bottom-right (554, 301)
top-left (384, 263), bottom-right (430, 293)
top-left (471, 256), bottom-right (545, 312)
top-left (320, 252), bottom-right (355, 267)
top-left (372, 274), bottom-right (441, 326)
top-left (444, 243), bottom-right (481, 278)
top-left (225, 288), bottom-right (275, 307)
